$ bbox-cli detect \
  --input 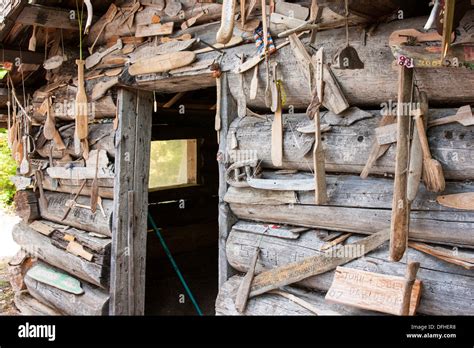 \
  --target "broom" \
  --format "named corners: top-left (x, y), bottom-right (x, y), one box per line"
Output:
top-left (413, 106), bottom-right (445, 192)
